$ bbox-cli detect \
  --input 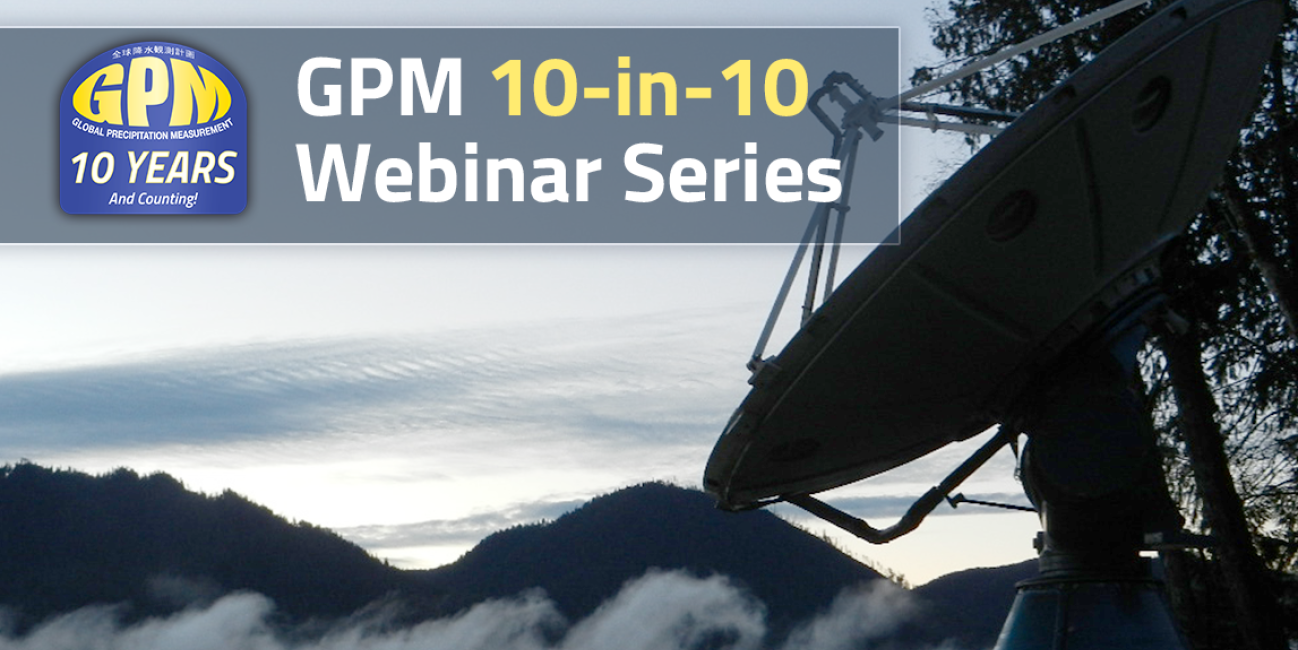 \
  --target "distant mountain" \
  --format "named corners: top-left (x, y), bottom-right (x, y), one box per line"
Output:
top-left (0, 462), bottom-right (433, 631)
top-left (913, 559), bottom-right (1037, 648)
top-left (416, 481), bottom-right (887, 636)
top-left (0, 461), bottom-right (1031, 648)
